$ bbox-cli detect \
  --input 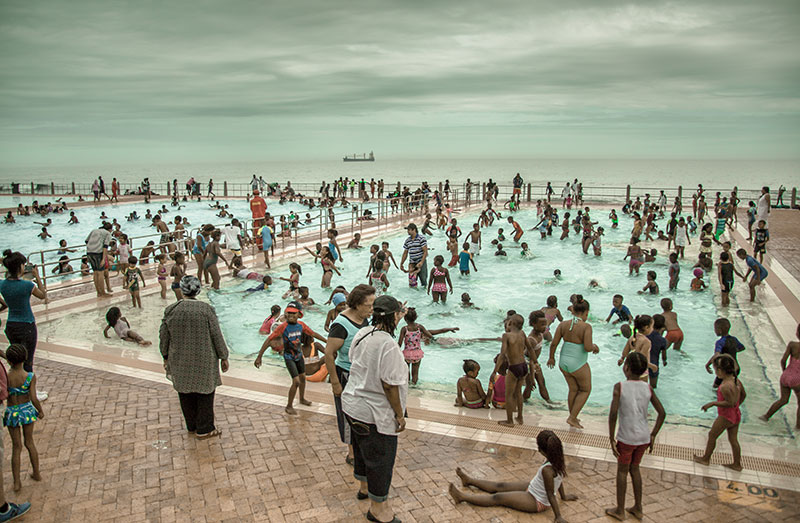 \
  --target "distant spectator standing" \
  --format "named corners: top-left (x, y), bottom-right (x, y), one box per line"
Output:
top-left (91, 179), bottom-right (100, 201)
top-left (111, 178), bottom-right (120, 202)
top-left (756, 186), bottom-right (770, 226)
